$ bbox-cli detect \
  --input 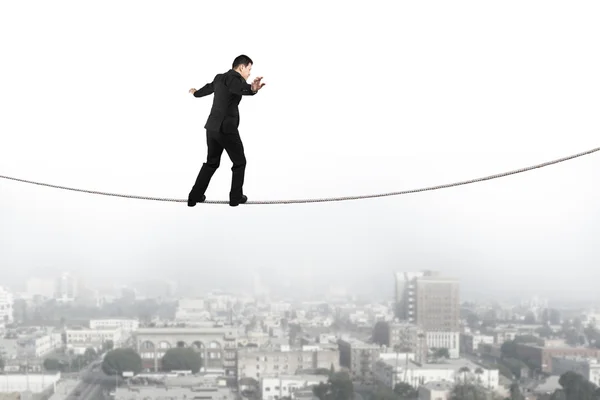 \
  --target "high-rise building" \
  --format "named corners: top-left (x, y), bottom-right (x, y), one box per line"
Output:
top-left (415, 274), bottom-right (460, 332)
top-left (394, 271), bottom-right (461, 358)
top-left (394, 271), bottom-right (425, 322)
top-left (55, 272), bottom-right (78, 302)
top-left (0, 286), bottom-right (15, 324)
